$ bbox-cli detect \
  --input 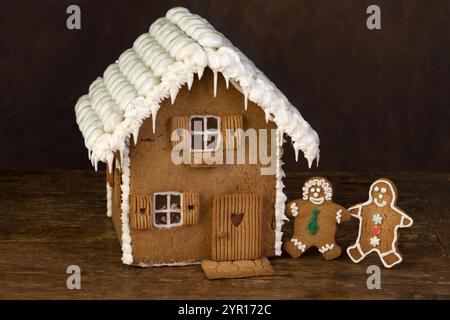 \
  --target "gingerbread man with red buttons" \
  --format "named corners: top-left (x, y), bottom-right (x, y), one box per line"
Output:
top-left (346, 178), bottom-right (413, 268)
